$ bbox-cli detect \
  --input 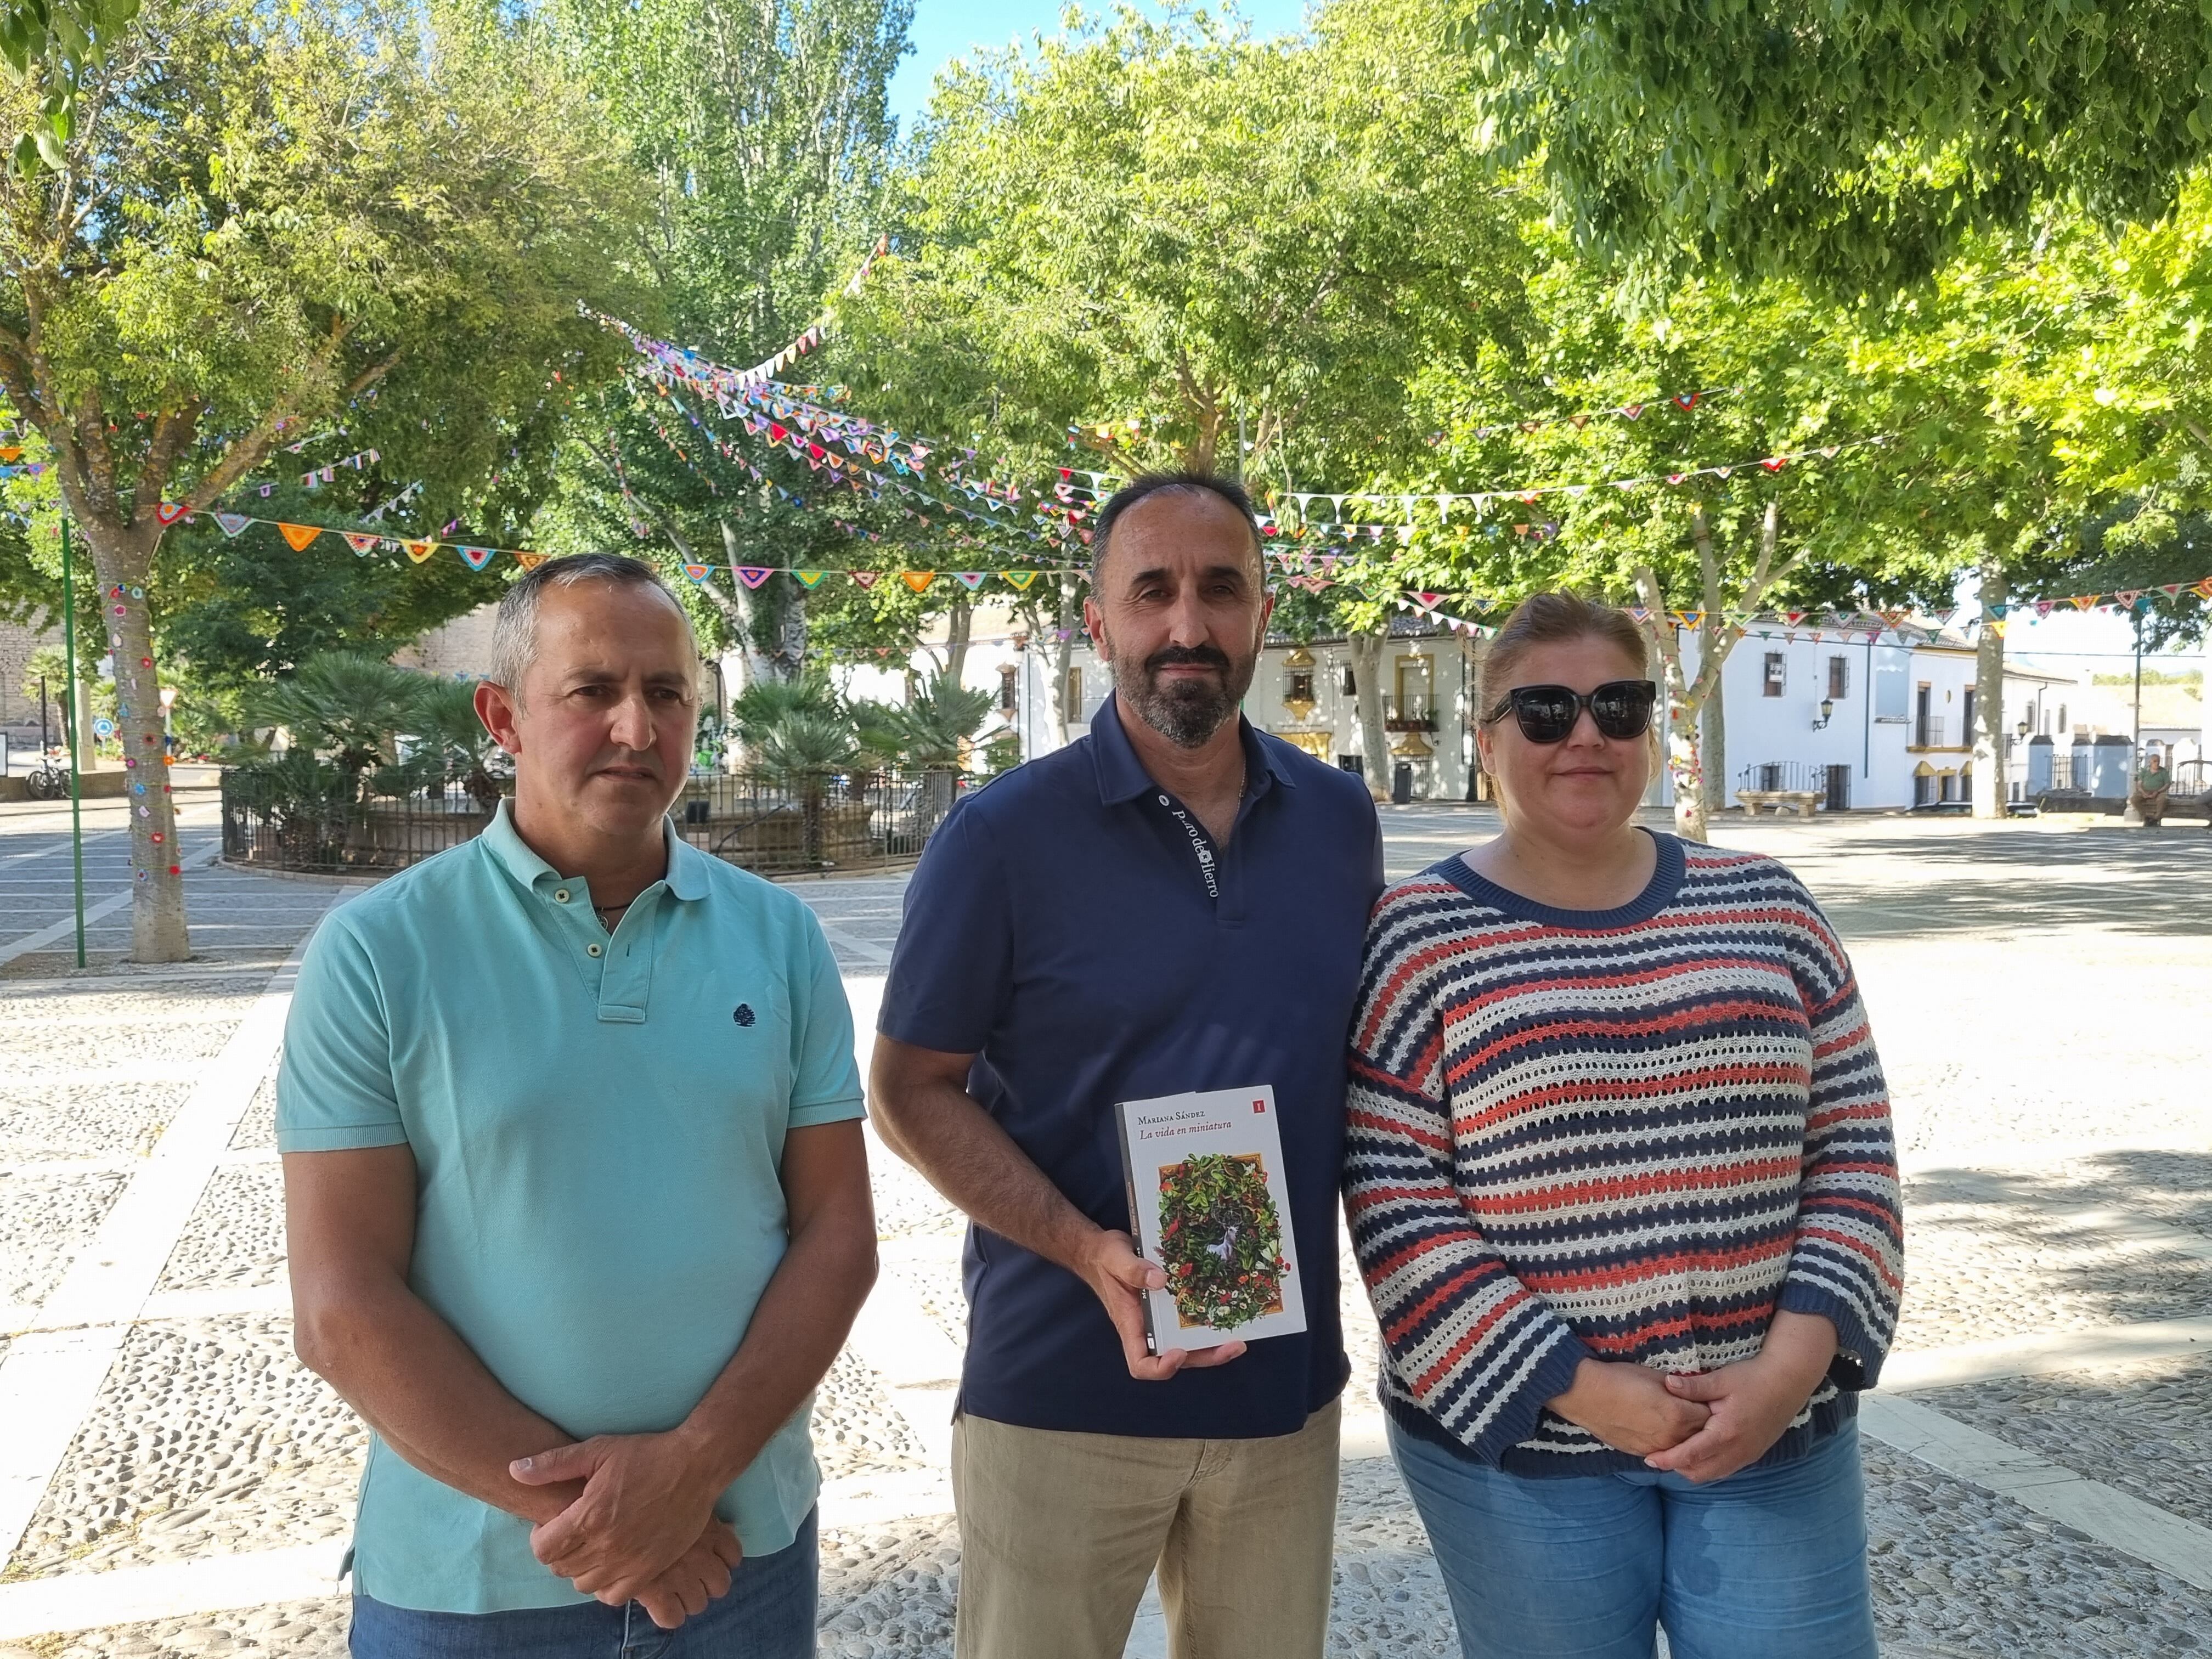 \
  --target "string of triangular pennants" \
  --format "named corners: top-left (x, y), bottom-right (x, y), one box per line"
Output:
top-left (600, 314), bottom-right (1900, 554)
top-left (636, 383), bottom-right (1092, 552)
top-left (588, 235), bottom-right (888, 394)
top-left (1454, 386), bottom-right (1745, 442)
top-left (148, 496), bottom-right (1094, 584)
top-left (653, 364), bottom-right (1896, 548)
top-left (1070, 386), bottom-right (1746, 461)
top-left (641, 365), bottom-right (1102, 537)
top-left (155, 489), bottom-right (2212, 627)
